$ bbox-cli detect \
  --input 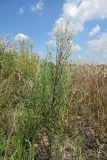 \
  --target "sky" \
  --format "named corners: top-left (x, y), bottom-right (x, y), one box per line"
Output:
top-left (0, 0), bottom-right (107, 64)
